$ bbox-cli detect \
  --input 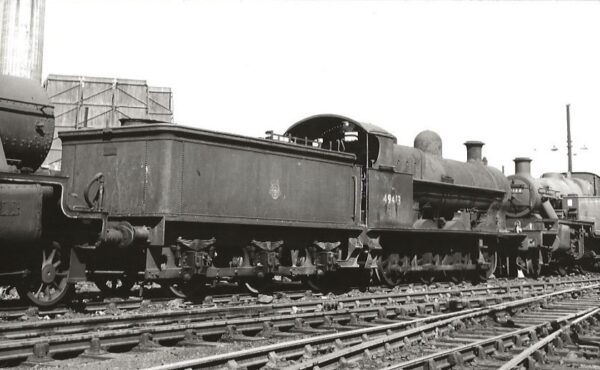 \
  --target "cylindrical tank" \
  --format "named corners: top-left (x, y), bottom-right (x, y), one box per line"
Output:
top-left (0, 74), bottom-right (55, 171)
top-left (0, 0), bottom-right (46, 81)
